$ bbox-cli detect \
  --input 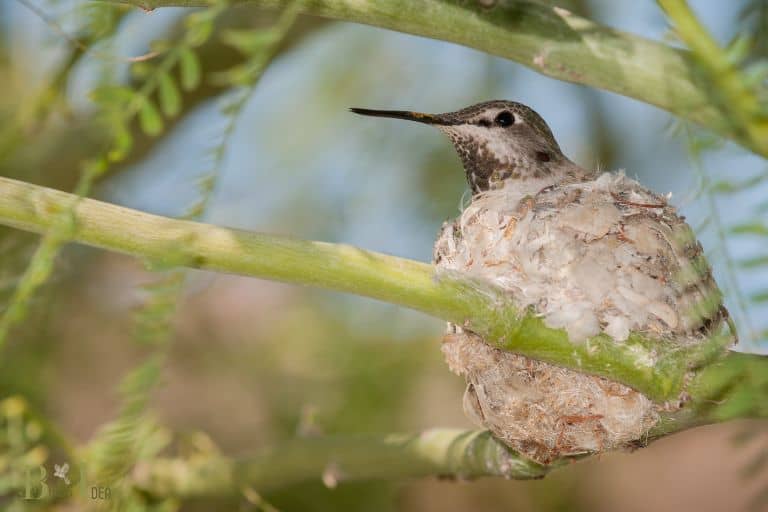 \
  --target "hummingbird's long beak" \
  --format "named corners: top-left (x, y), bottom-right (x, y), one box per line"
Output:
top-left (349, 108), bottom-right (446, 125)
